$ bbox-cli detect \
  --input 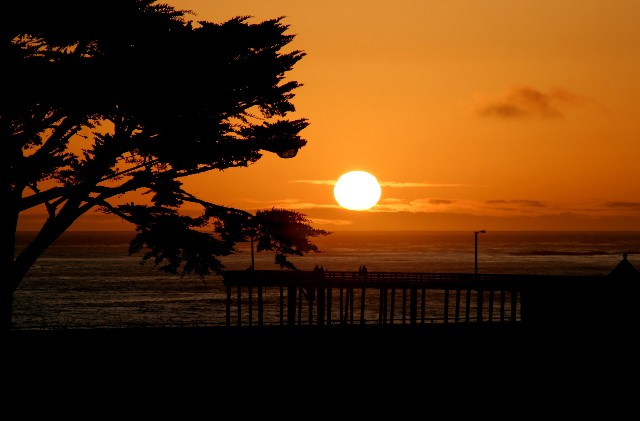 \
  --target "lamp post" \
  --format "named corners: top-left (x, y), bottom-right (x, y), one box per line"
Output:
top-left (250, 234), bottom-right (255, 270)
top-left (246, 215), bottom-right (256, 271)
top-left (474, 230), bottom-right (486, 275)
